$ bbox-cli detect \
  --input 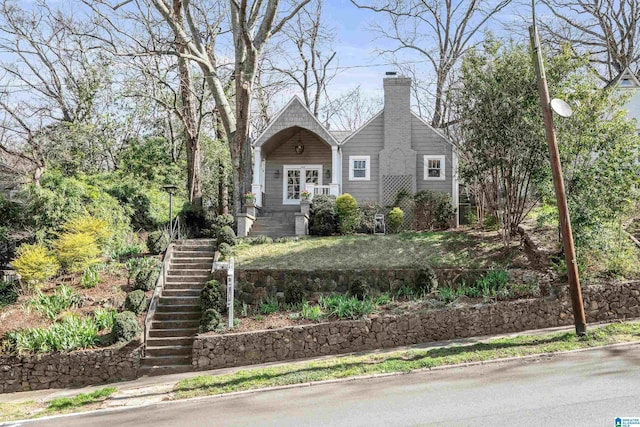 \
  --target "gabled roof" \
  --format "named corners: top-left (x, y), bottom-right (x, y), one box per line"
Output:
top-left (253, 96), bottom-right (339, 148)
top-left (606, 67), bottom-right (640, 90)
top-left (340, 110), bottom-right (383, 146)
